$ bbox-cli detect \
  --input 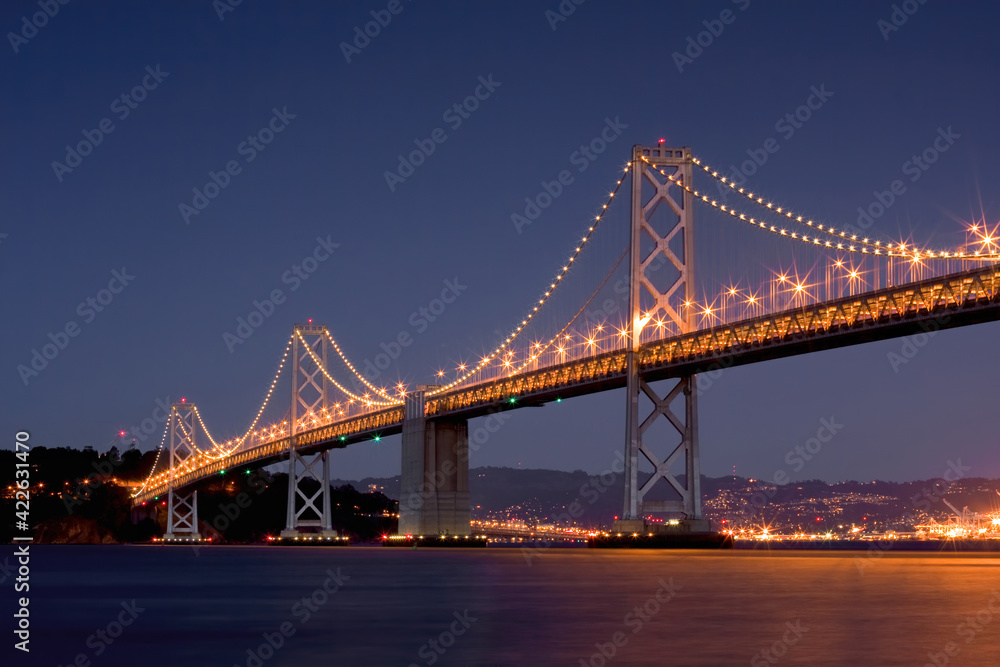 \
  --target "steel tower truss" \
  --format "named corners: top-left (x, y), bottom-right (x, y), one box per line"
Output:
top-left (166, 402), bottom-right (202, 540)
top-left (284, 323), bottom-right (335, 536)
top-left (621, 145), bottom-right (705, 528)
